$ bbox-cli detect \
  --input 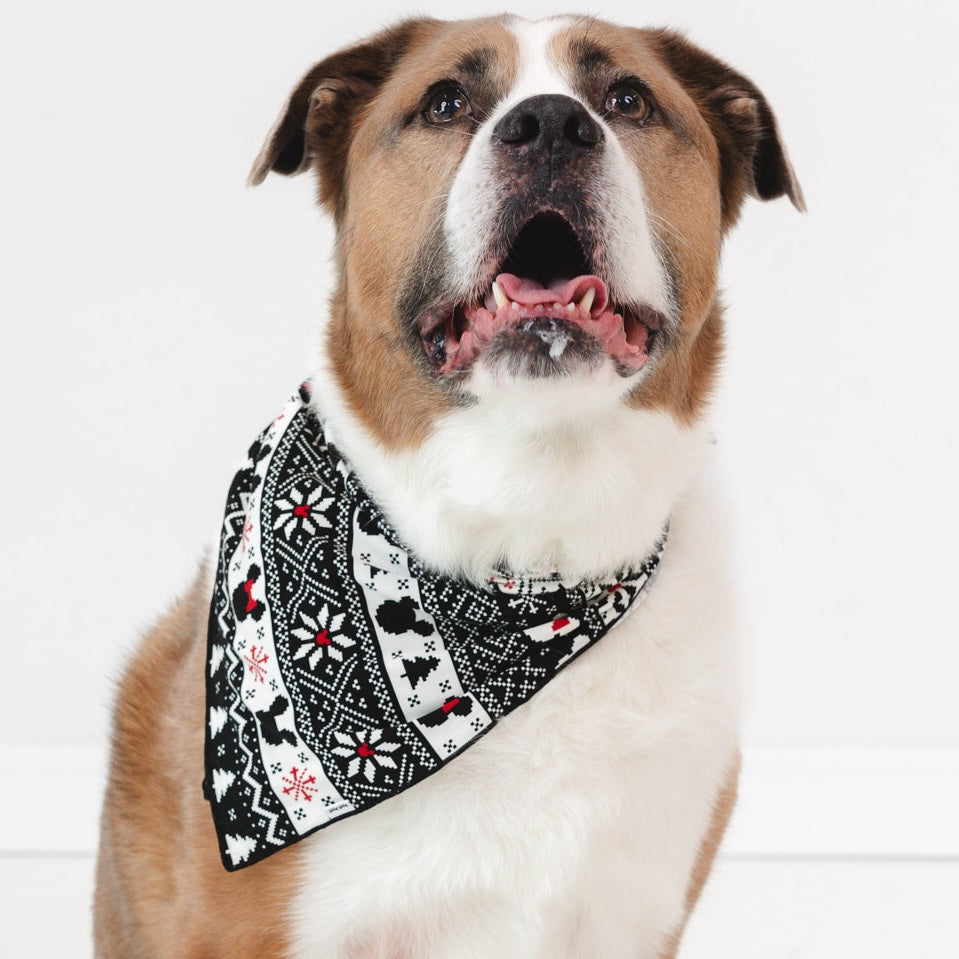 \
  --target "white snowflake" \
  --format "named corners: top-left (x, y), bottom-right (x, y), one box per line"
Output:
top-left (291, 605), bottom-right (353, 669)
top-left (273, 485), bottom-right (334, 539)
top-left (331, 729), bottom-right (400, 783)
